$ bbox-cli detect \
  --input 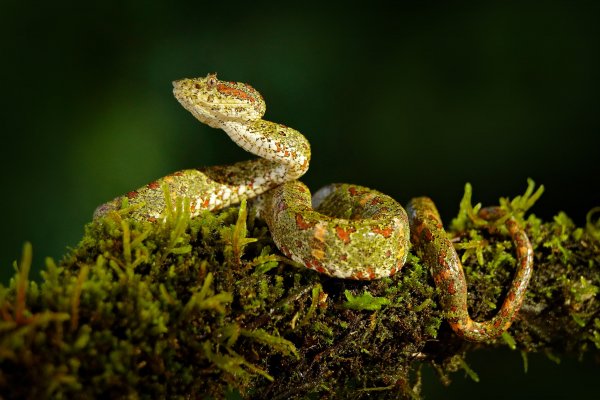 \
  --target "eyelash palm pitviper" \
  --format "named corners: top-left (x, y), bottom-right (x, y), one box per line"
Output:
top-left (94, 73), bottom-right (533, 342)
